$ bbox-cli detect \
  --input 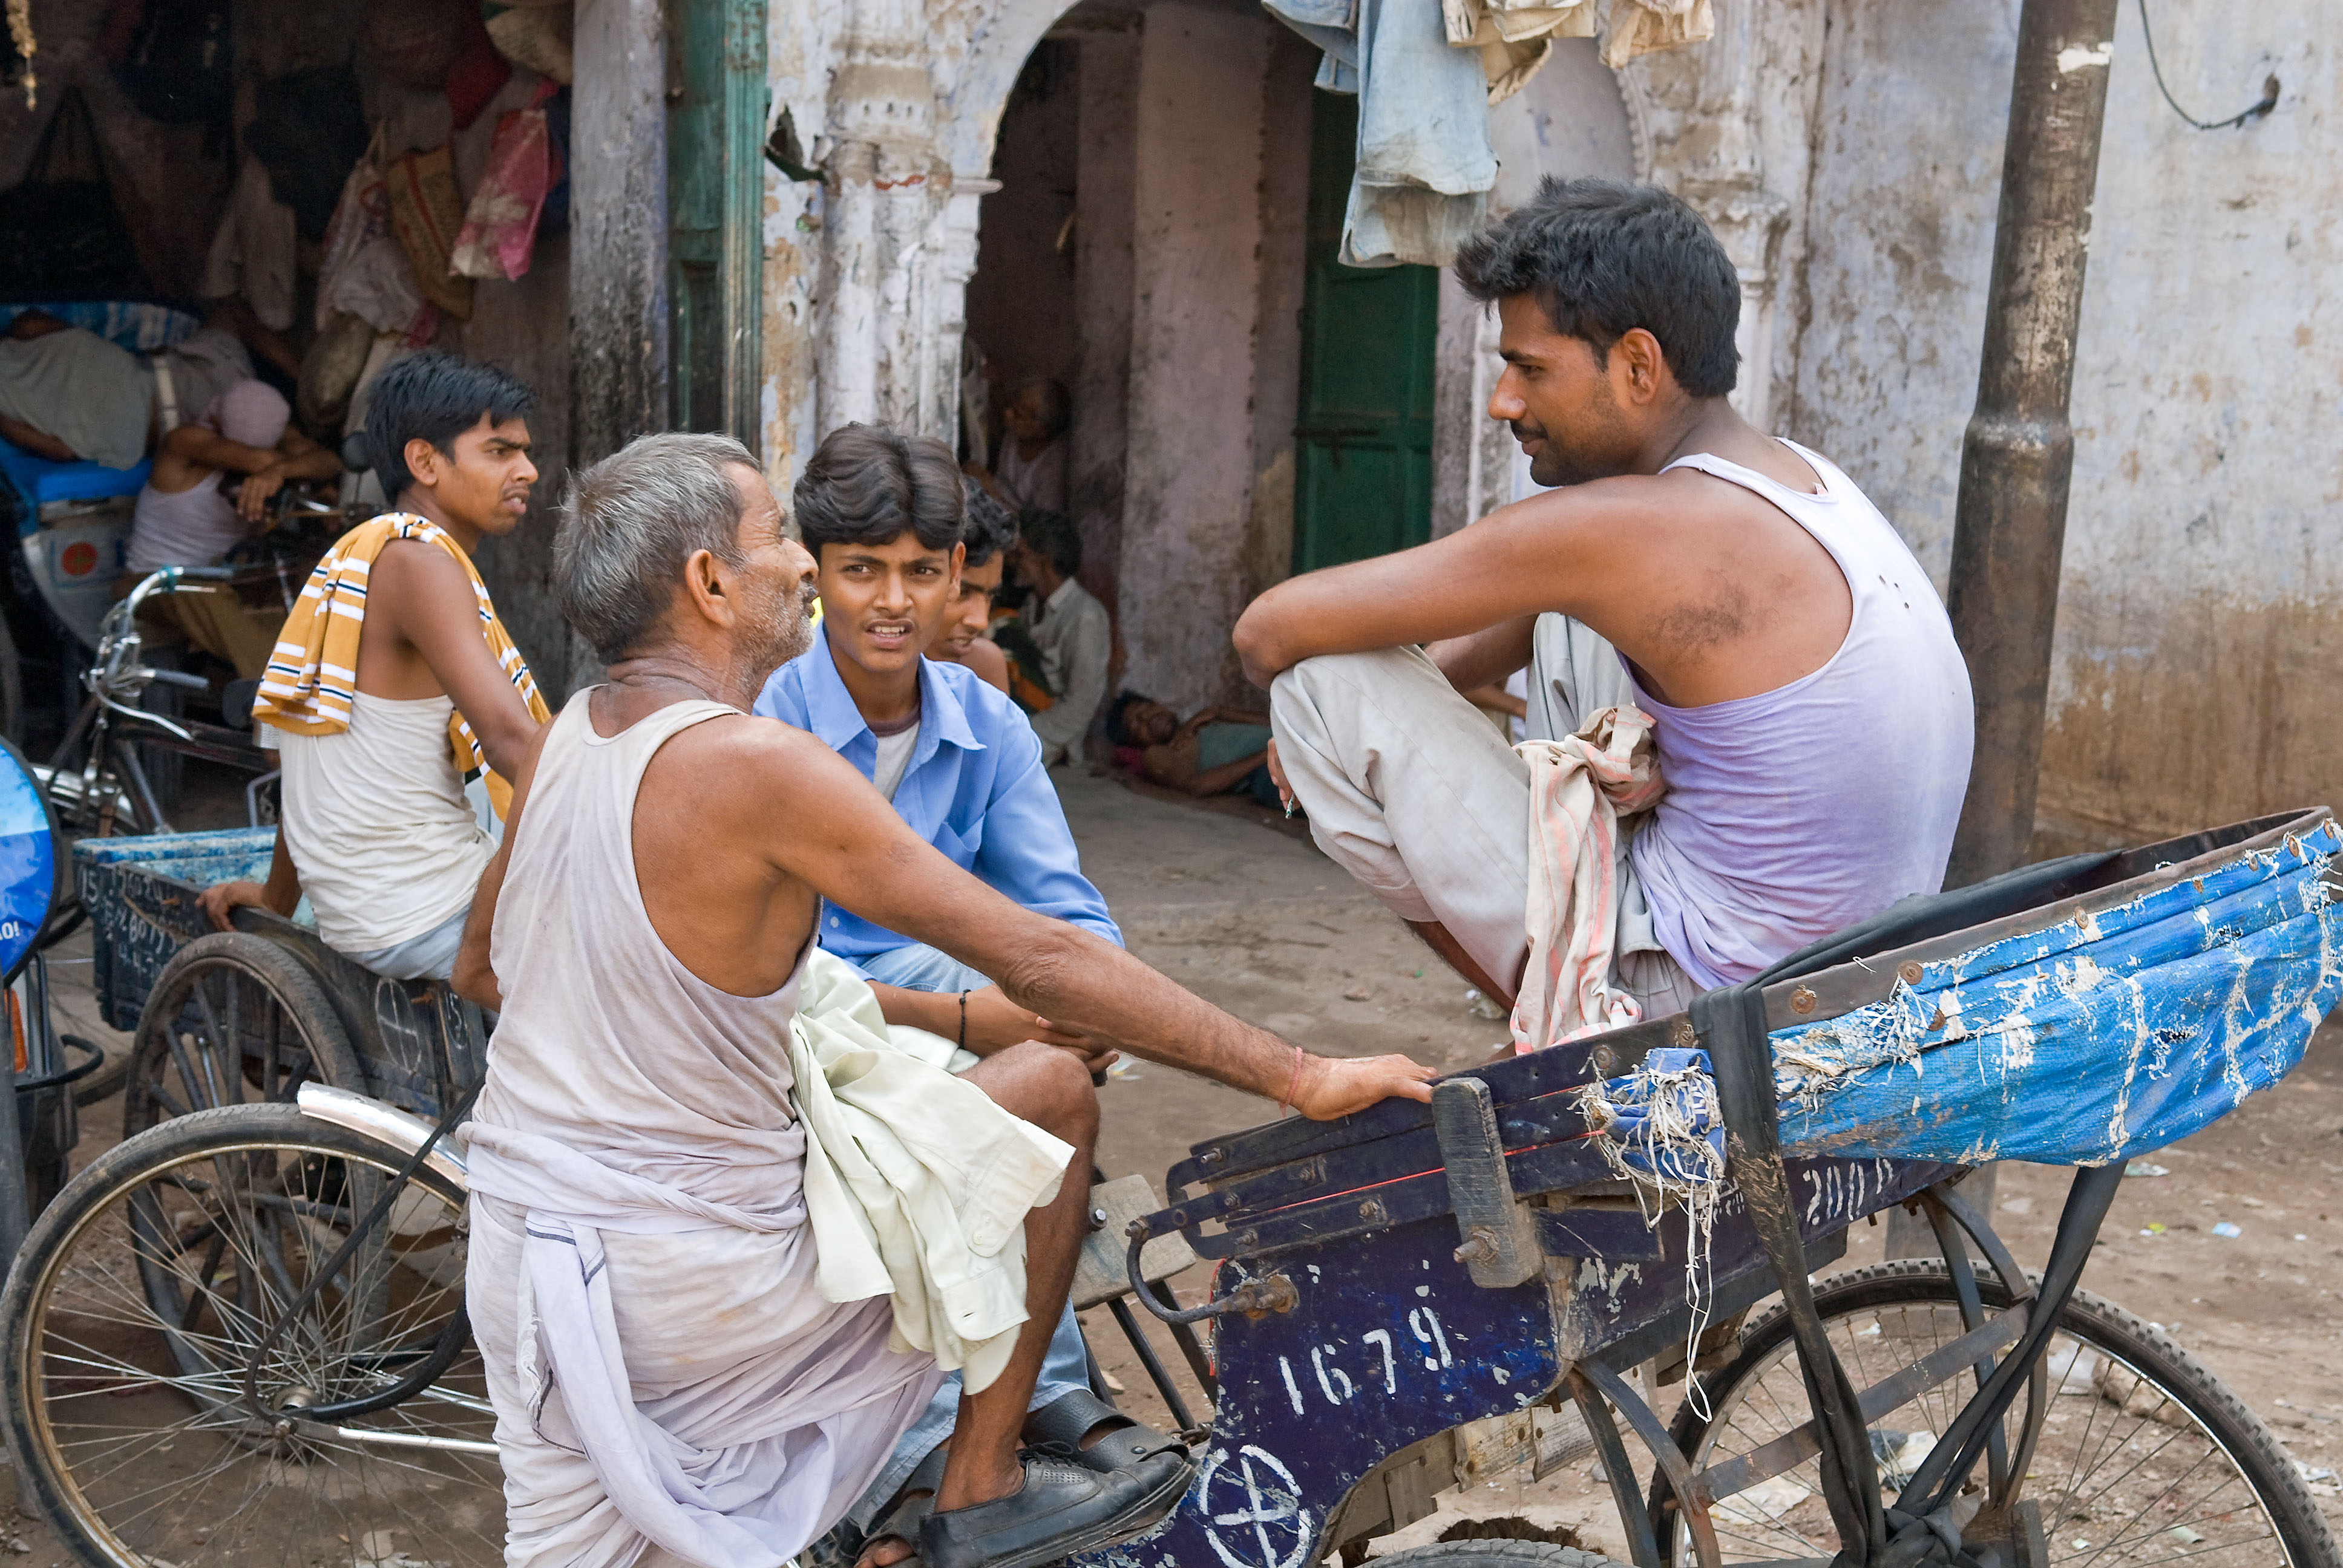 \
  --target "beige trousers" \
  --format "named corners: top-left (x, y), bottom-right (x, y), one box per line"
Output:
top-left (1270, 624), bottom-right (1699, 1021)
